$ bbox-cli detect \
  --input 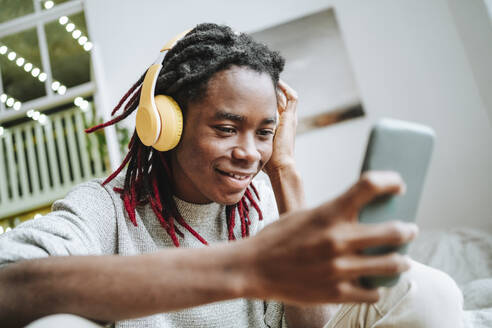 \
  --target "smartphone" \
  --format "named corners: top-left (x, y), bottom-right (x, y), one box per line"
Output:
top-left (358, 118), bottom-right (435, 288)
